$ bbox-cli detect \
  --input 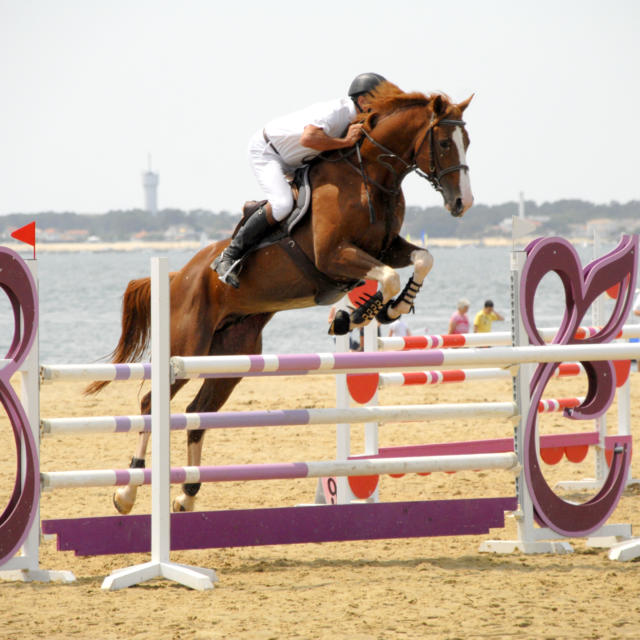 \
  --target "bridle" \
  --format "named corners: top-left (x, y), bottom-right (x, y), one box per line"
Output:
top-left (346, 112), bottom-right (469, 222)
top-left (412, 115), bottom-right (469, 192)
top-left (361, 113), bottom-right (469, 194)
